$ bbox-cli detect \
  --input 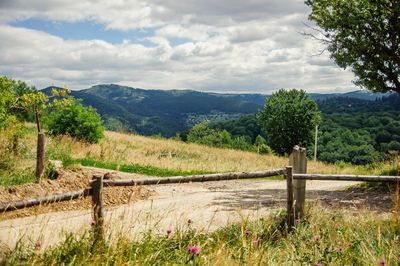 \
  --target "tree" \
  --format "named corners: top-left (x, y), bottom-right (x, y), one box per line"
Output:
top-left (46, 98), bottom-right (104, 144)
top-left (0, 76), bottom-right (16, 128)
top-left (305, 0), bottom-right (400, 94)
top-left (257, 89), bottom-right (320, 155)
